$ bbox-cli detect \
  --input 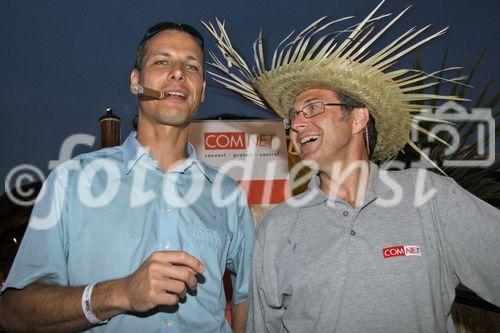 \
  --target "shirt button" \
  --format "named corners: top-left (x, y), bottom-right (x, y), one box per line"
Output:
top-left (165, 320), bottom-right (174, 328)
top-left (350, 229), bottom-right (356, 236)
top-left (164, 243), bottom-right (172, 250)
top-left (343, 211), bottom-right (349, 217)
top-left (166, 208), bottom-right (172, 213)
